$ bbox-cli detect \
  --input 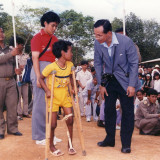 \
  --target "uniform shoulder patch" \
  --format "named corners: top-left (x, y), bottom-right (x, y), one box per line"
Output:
top-left (143, 100), bottom-right (147, 105)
